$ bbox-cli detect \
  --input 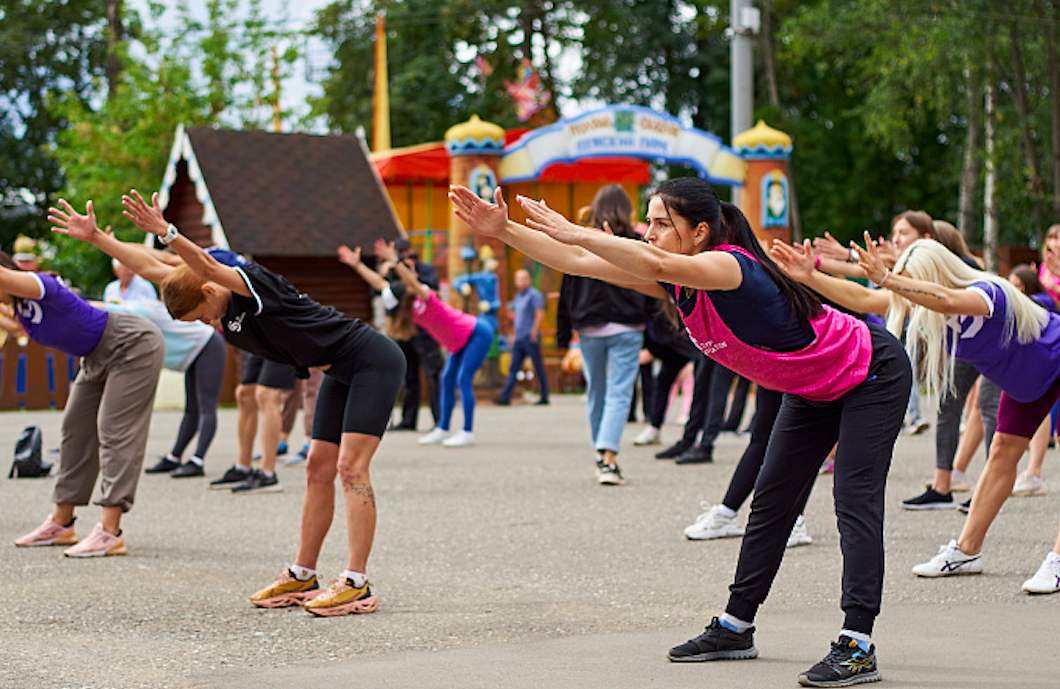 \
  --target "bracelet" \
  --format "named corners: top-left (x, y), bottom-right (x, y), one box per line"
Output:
top-left (847, 247), bottom-right (858, 263)
top-left (158, 223), bottom-right (179, 245)
top-left (813, 255), bottom-right (821, 271)
top-left (878, 269), bottom-right (891, 287)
